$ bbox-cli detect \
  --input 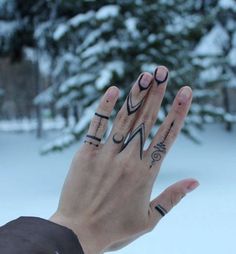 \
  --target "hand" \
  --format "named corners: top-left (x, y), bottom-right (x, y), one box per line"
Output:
top-left (50, 66), bottom-right (199, 254)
